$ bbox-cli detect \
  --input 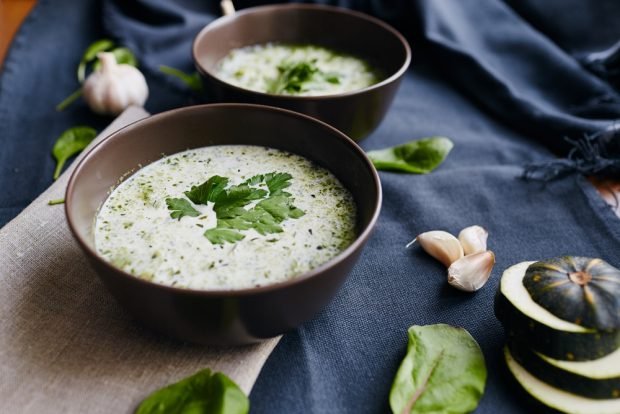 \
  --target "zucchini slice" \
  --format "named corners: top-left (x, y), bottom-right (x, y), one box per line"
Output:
top-left (508, 340), bottom-right (620, 399)
top-left (495, 262), bottom-right (620, 360)
top-left (504, 347), bottom-right (620, 414)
